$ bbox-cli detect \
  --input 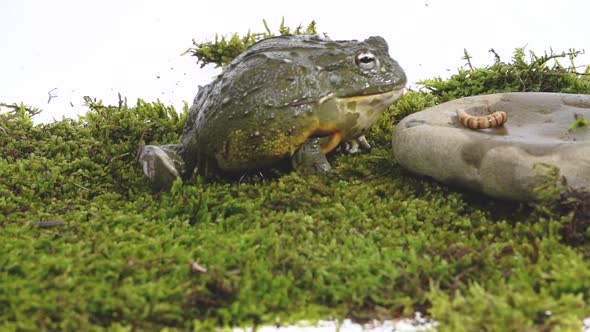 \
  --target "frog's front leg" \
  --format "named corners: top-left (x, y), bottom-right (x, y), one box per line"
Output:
top-left (338, 135), bottom-right (372, 154)
top-left (291, 137), bottom-right (332, 175)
